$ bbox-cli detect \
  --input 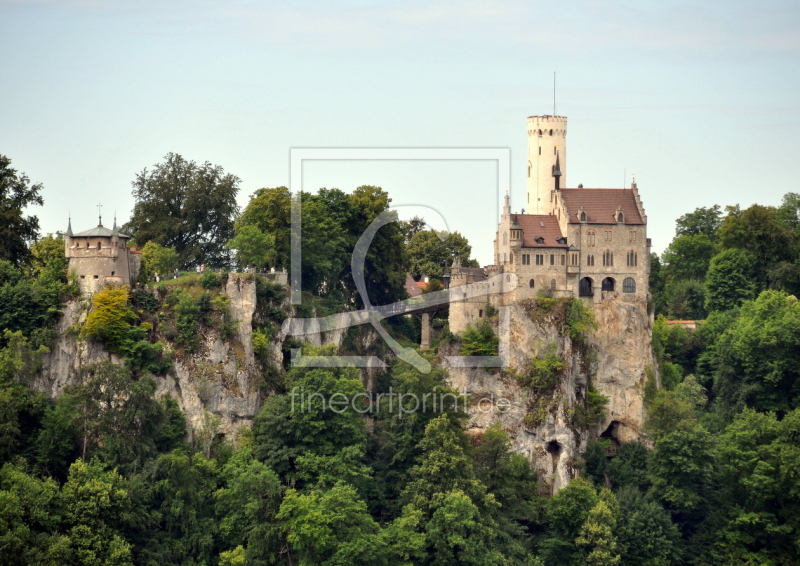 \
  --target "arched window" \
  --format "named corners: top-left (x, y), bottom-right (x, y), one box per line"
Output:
top-left (603, 251), bottom-right (613, 266)
top-left (617, 211), bottom-right (624, 222)
top-left (96, 242), bottom-right (101, 250)
top-left (623, 277), bottom-right (636, 293)
top-left (550, 279), bottom-right (556, 290)
top-left (587, 231), bottom-right (596, 246)
top-left (538, 129), bottom-right (542, 135)
top-left (506, 274), bottom-right (511, 282)
top-left (529, 279), bottom-right (535, 288)
top-left (579, 277), bottom-right (593, 296)
top-left (627, 251), bottom-right (637, 266)
top-left (504, 253), bottom-right (507, 263)
top-left (602, 277), bottom-right (615, 292)
top-left (549, 129), bottom-right (553, 136)
top-left (580, 211), bottom-right (587, 222)
top-left (587, 255), bottom-right (594, 266)
top-left (503, 232), bottom-right (508, 245)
